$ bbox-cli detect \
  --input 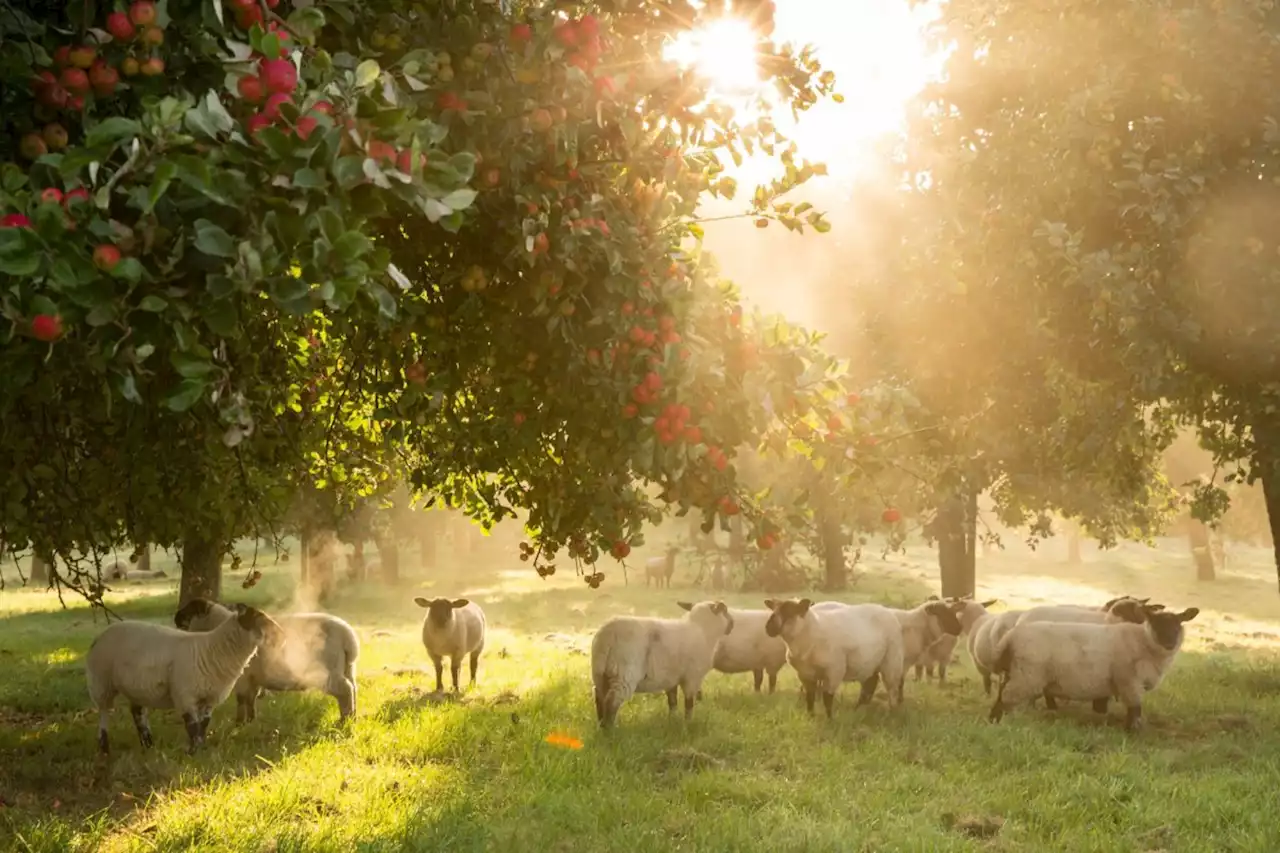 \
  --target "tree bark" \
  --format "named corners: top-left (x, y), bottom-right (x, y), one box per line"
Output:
top-left (938, 490), bottom-right (977, 598)
top-left (350, 539), bottom-right (367, 581)
top-left (135, 543), bottom-right (151, 573)
top-left (728, 515), bottom-right (745, 568)
top-left (299, 529), bottom-right (311, 586)
top-left (377, 536), bottom-right (400, 584)
top-left (179, 530), bottom-right (223, 605)
top-left (1187, 520), bottom-right (1216, 581)
top-left (1252, 414), bottom-right (1280, 592)
top-left (816, 491), bottom-right (846, 591)
top-left (1067, 528), bottom-right (1082, 564)
top-left (29, 552), bottom-right (49, 584)
top-left (419, 510), bottom-right (443, 569)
